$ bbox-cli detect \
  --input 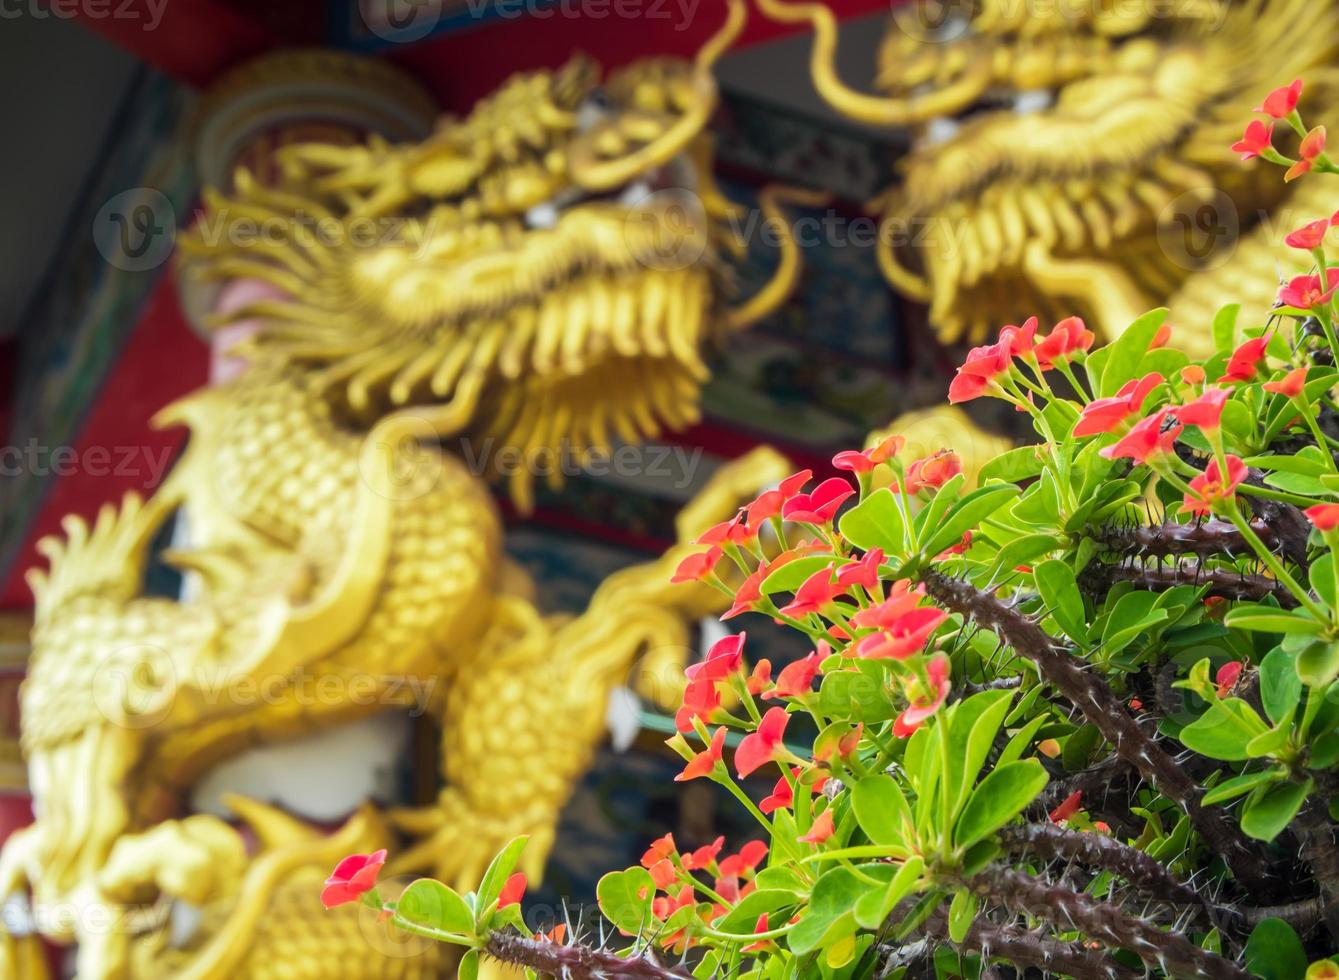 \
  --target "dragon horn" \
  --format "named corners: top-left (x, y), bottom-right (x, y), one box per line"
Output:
top-left (752, 0), bottom-right (993, 125)
top-left (725, 184), bottom-right (832, 331)
top-left (568, 0), bottom-right (744, 191)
